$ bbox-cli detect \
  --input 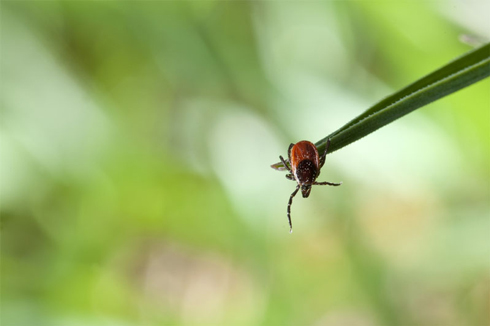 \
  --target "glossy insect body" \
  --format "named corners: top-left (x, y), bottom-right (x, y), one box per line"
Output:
top-left (289, 141), bottom-right (321, 197)
top-left (279, 139), bottom-right (342, 233)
